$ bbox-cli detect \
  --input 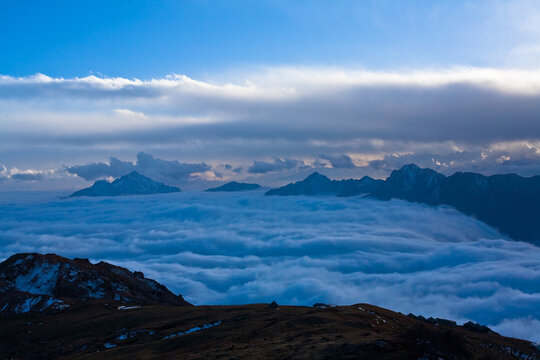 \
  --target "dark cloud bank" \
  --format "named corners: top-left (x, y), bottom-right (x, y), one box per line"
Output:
top-left (1, 191), bottom-right (539, 342)
top-left (66, 152), bottom-right (210, 183)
